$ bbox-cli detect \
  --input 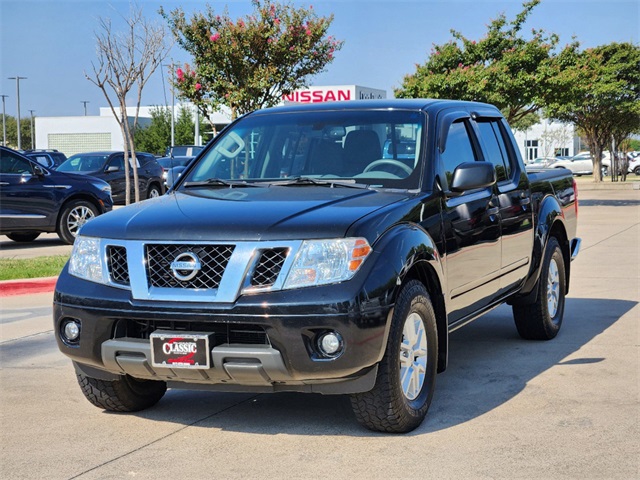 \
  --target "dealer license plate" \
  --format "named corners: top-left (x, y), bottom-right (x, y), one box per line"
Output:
top-left (150, 331), bottom-right (212, 369)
